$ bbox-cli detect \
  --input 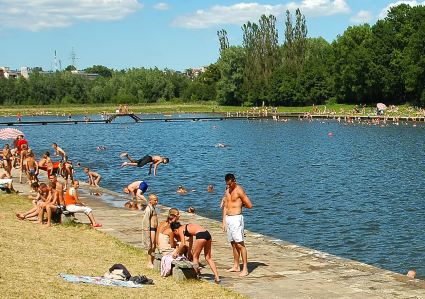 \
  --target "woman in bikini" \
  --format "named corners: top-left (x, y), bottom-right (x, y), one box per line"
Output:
top-left (170, 221), bottom-right (220, 283)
